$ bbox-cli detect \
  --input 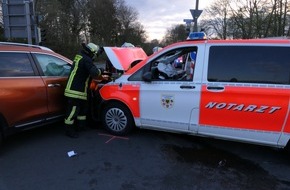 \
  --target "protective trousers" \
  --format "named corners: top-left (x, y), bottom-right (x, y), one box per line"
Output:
top-left (64, 97), bottom-right (88, 132)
